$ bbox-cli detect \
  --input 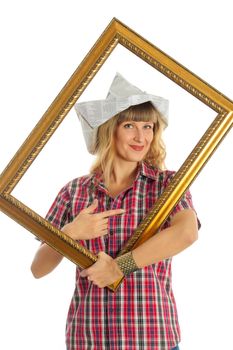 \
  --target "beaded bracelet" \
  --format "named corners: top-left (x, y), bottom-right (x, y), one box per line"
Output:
top-left (116, 251), bottom-right (139, 276)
